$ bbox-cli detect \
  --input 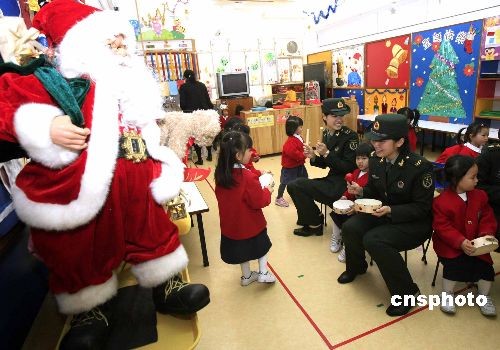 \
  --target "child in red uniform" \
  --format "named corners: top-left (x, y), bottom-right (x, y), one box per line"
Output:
top-left (433, 155), bottom-right (497, 316)
top-left (275, 116), bottom-right (308, 207)
top-left (397, 107), bottom-right (420, 153)
top-left (215, 131), bottom-right (276, 286)
top-left (330, 143), bottom-right (373, 261)
top-left (232, 123), bottom-right (269, 177)
top-left (435, 121), bottom-right (489, 164)
top-left (219, 104), bottom-right (230, 129)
